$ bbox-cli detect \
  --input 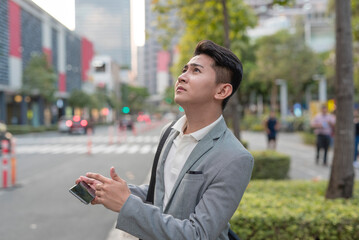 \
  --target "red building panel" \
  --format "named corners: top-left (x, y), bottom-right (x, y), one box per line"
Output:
top-left (157, 51), bottom-right (170, 72)
top-left (9, 0), bottom-right (21, 58)
top-left (81, 37), bottom-right (94, 82)
top-left (43, 48), bottom-right (52, 65)
top-left (58, 73), bottom-right (66, 92)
